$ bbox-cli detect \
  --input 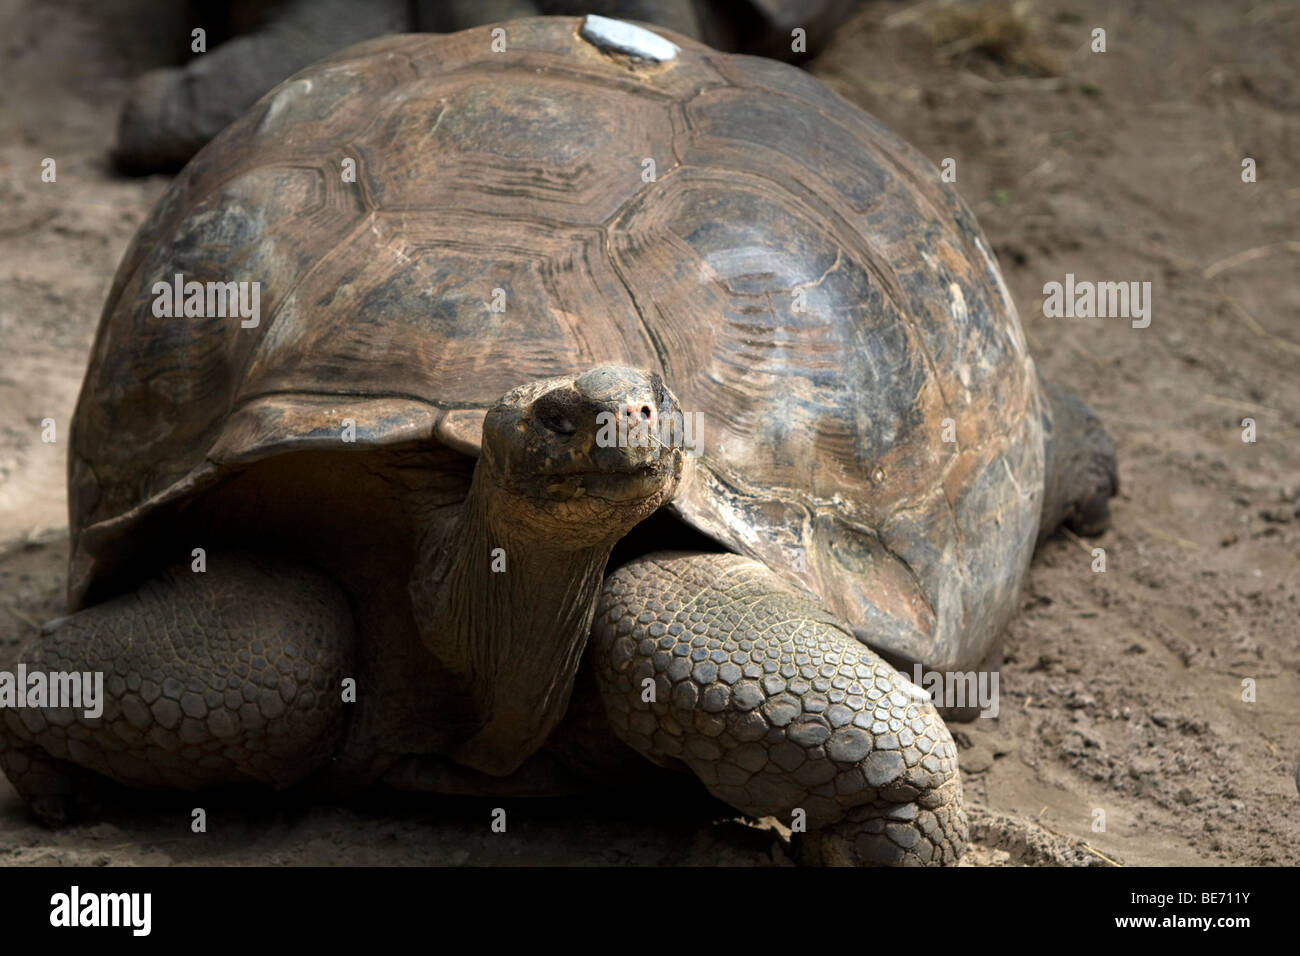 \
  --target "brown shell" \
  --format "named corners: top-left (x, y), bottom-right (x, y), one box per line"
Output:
top-left (70, 17), bottom-right (1043, 670)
